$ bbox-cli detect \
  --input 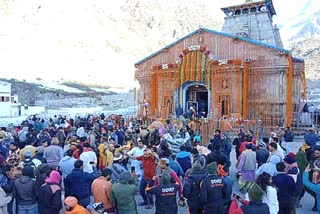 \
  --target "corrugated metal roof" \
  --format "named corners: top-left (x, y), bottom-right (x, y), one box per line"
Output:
top-left (292, 57), bottom-right (304, 63)
top-left (135, 27), bottom-right (300, 66)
